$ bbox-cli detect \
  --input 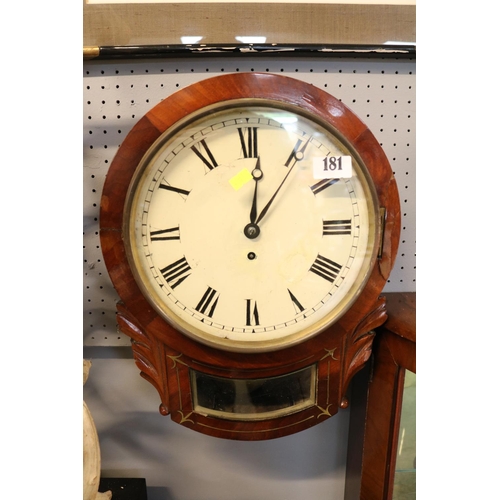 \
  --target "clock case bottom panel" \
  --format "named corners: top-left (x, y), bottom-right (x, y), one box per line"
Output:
top-left (116, 296), bottom-right (388, 440)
